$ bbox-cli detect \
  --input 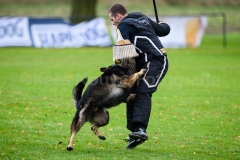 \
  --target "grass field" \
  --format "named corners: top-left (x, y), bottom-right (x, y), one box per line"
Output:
top-left (0, 33), bottom-right (240, 160)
